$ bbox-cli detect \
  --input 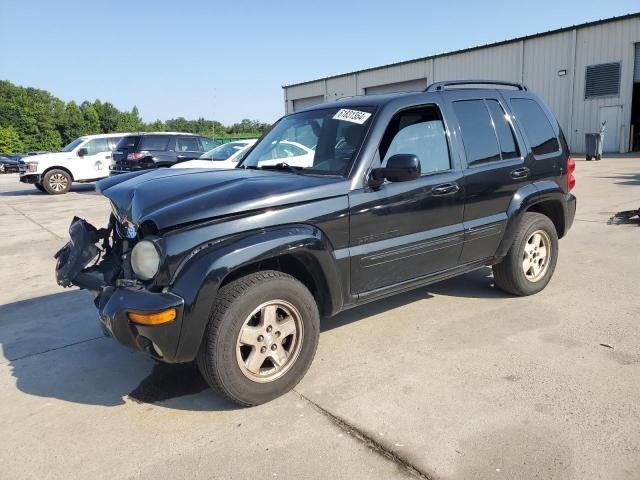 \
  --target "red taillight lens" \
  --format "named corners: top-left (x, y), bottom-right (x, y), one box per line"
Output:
top-left (127, 152), bottom-right (143, 161)
top-left (567, 156), bottom-right (576, 192)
